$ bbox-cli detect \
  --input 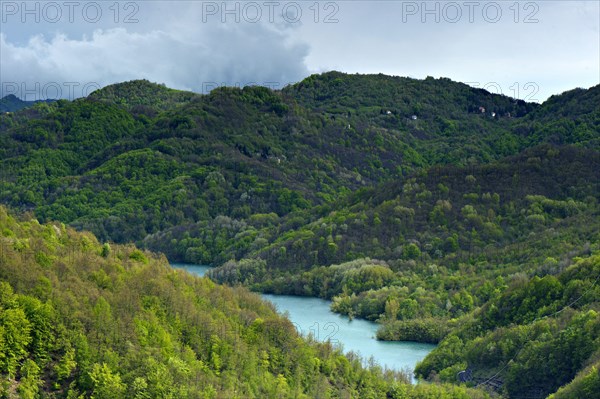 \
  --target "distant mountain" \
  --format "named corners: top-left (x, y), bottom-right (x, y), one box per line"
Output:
top-left (0, 94), bottom-right (56, 112)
